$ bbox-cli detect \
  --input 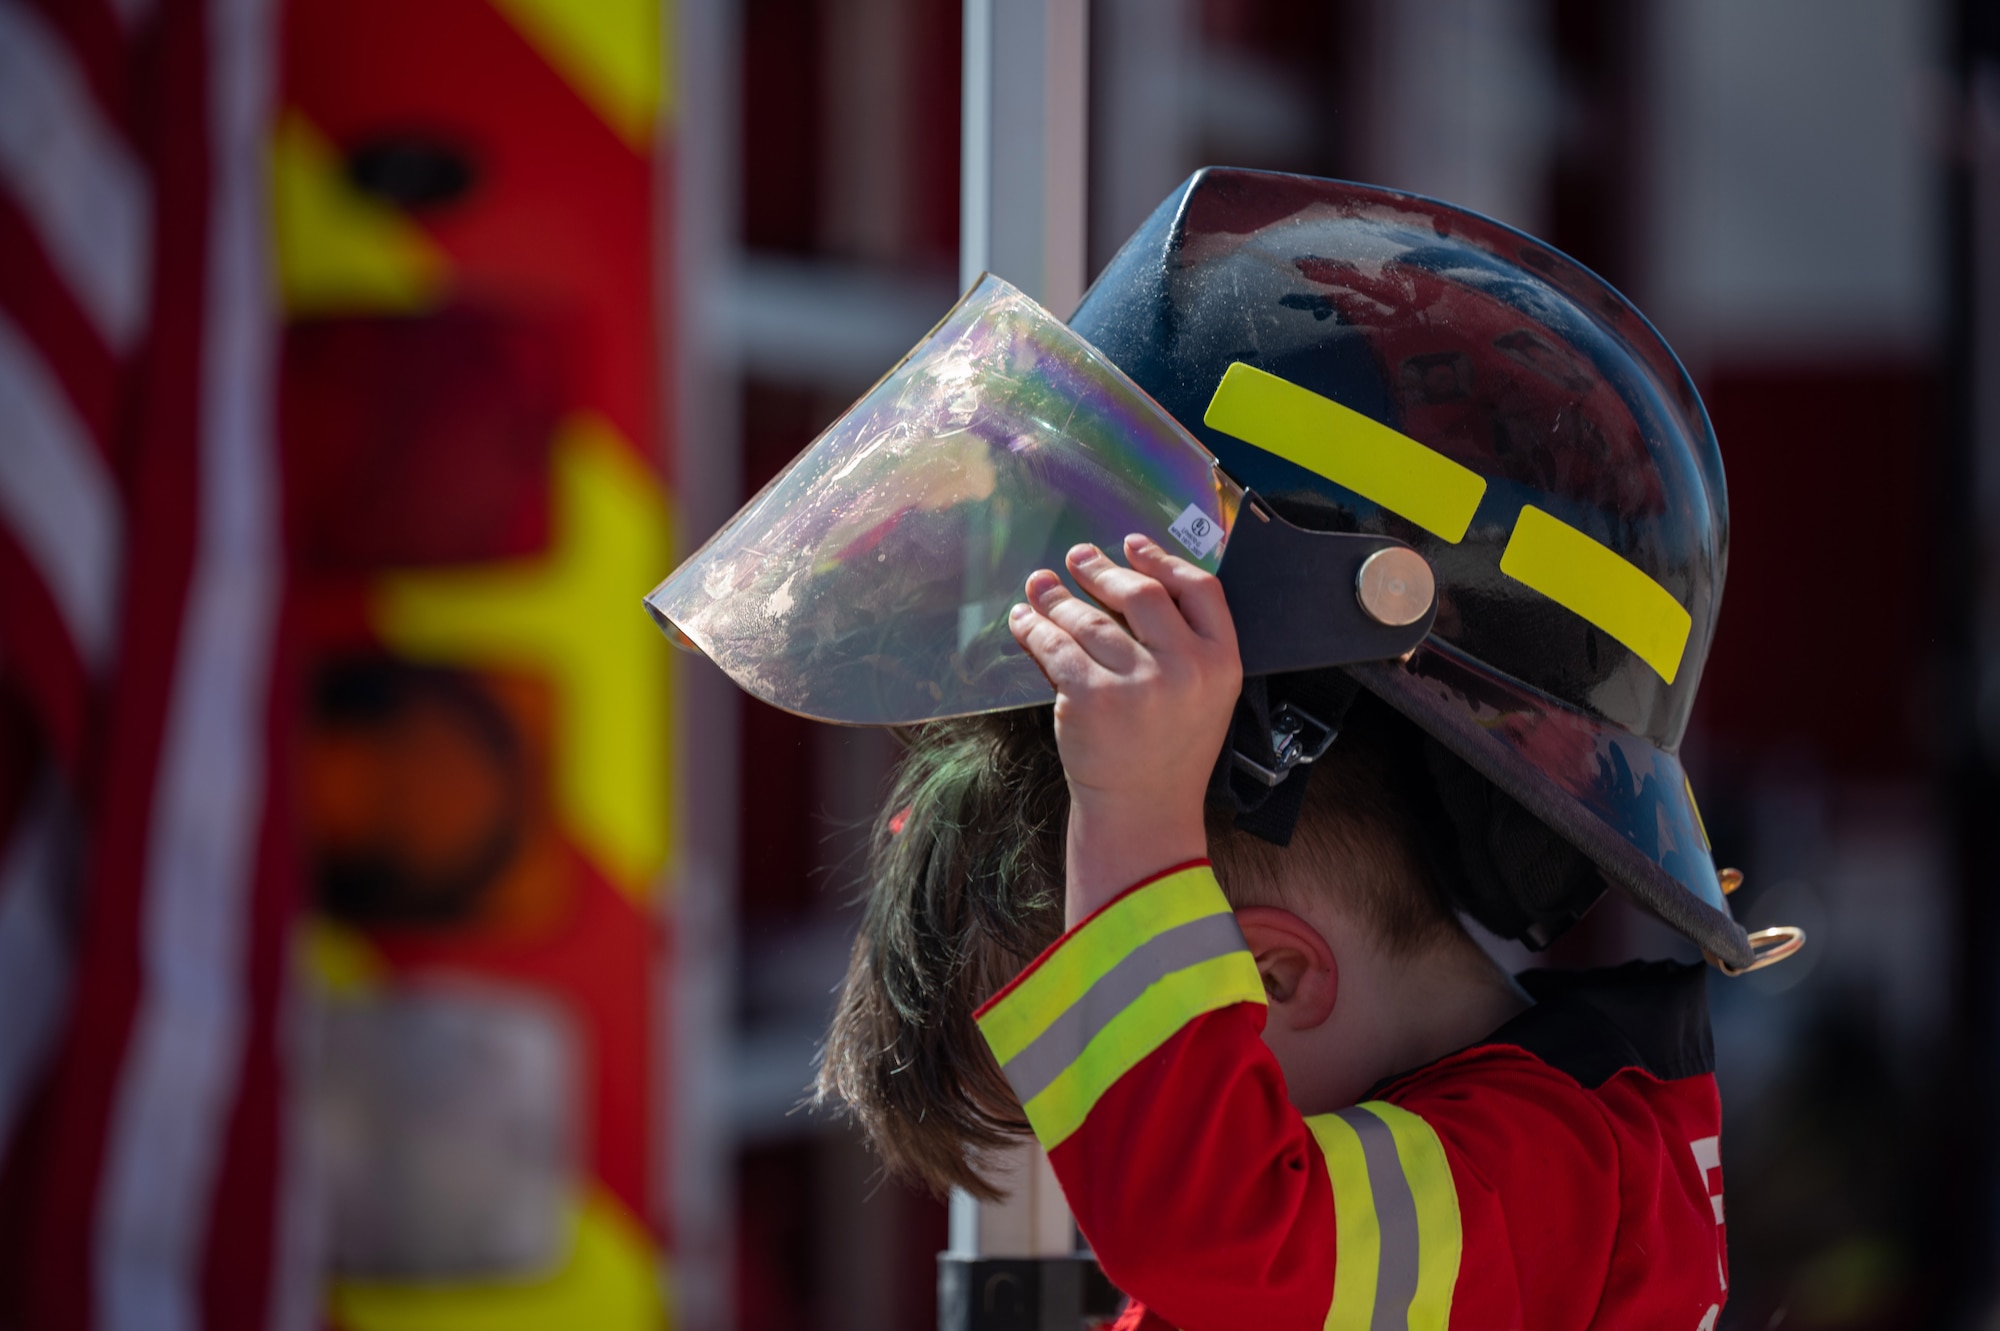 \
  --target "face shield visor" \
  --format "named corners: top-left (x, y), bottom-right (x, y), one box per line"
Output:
top-left (645, 276), bottom-right (1434, 726)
